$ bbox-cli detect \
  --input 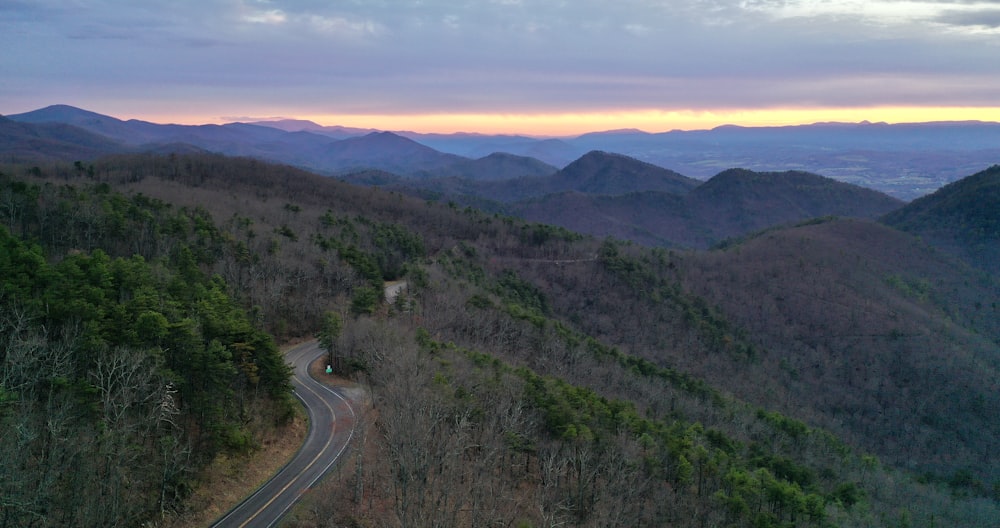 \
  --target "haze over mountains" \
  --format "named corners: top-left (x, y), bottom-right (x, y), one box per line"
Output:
top-left (6, 104), bottom-right (1000, 200)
